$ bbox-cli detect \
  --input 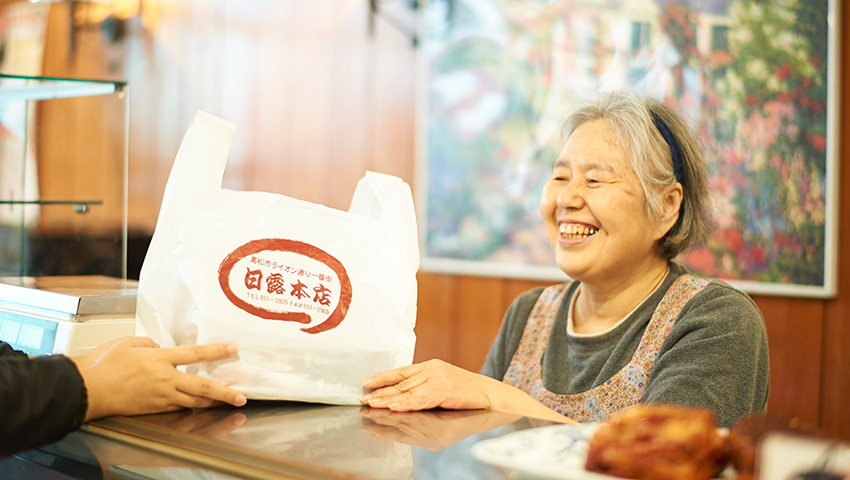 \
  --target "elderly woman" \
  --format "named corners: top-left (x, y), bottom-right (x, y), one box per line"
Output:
top-left (360, 90), bottom-right (769, 428)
